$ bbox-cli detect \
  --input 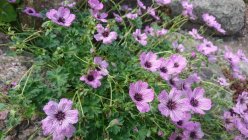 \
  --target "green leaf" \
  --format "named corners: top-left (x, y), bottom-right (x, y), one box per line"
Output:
top-left (0, 1), bottom-right (17, 22)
